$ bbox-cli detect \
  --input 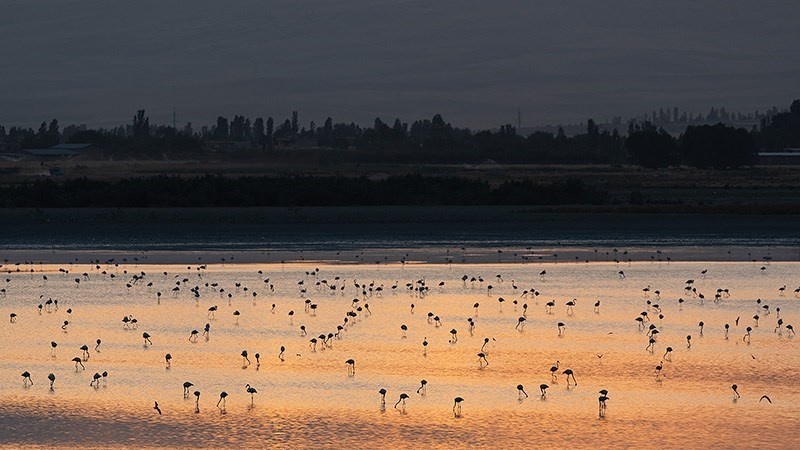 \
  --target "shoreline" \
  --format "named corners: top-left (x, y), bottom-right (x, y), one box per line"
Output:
top-left (2, 245), bottom-right (797, 265)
